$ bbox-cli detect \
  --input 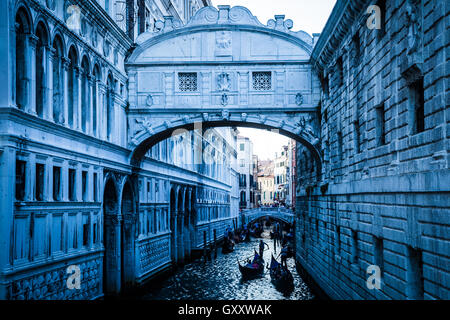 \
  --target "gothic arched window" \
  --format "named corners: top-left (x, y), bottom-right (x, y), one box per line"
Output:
top-left (15, 8), bottom-right (31, 110)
